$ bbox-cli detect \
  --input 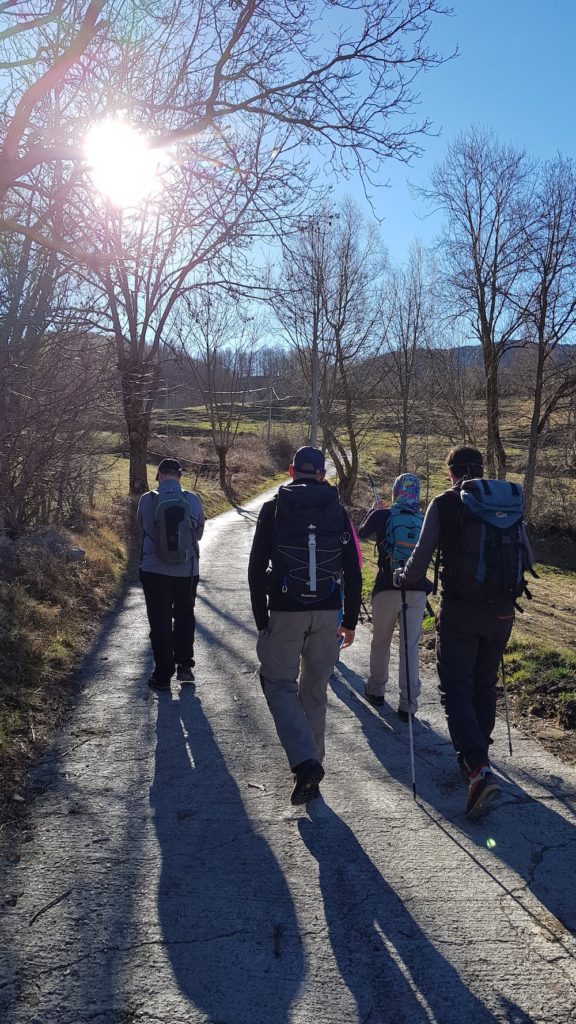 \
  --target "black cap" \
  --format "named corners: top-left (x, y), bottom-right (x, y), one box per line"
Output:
top-left (292, 446), bottom-right (325, 475)
top-left (156, 458), bottom-right (183, 480)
